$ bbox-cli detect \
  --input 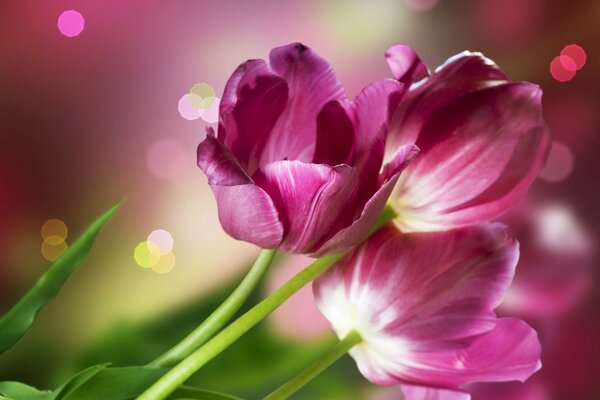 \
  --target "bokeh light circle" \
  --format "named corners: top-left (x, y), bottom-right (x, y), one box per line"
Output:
top-left (134, 241), bottom-right (161, 268)
top-left (550, 56), bottom-right (576, 82)
top-left (540, 141), bottom-right (575, 183)
top-left (178, 94), bottom-right (203, 121)
top-left (152, 252), bottom-right (176, 274)
top-left (41, 219), bottom-right (68, 244)
top-left (558, 55), bottom-right (577, 72)
top-left (561, 44), bottom-right (586, 70)
top-left (146, 139), bottom-right (188, 180)
top-left (200, 97), bottom-right (220, 124)
top-left (189, 83), bottom-right (216, 109)
top-left (57, 10), bottom-right (85, 38)
top-left (147, 229), bottom-right (174, 256)
top-left (41, 241), bottom-right (68, 262)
